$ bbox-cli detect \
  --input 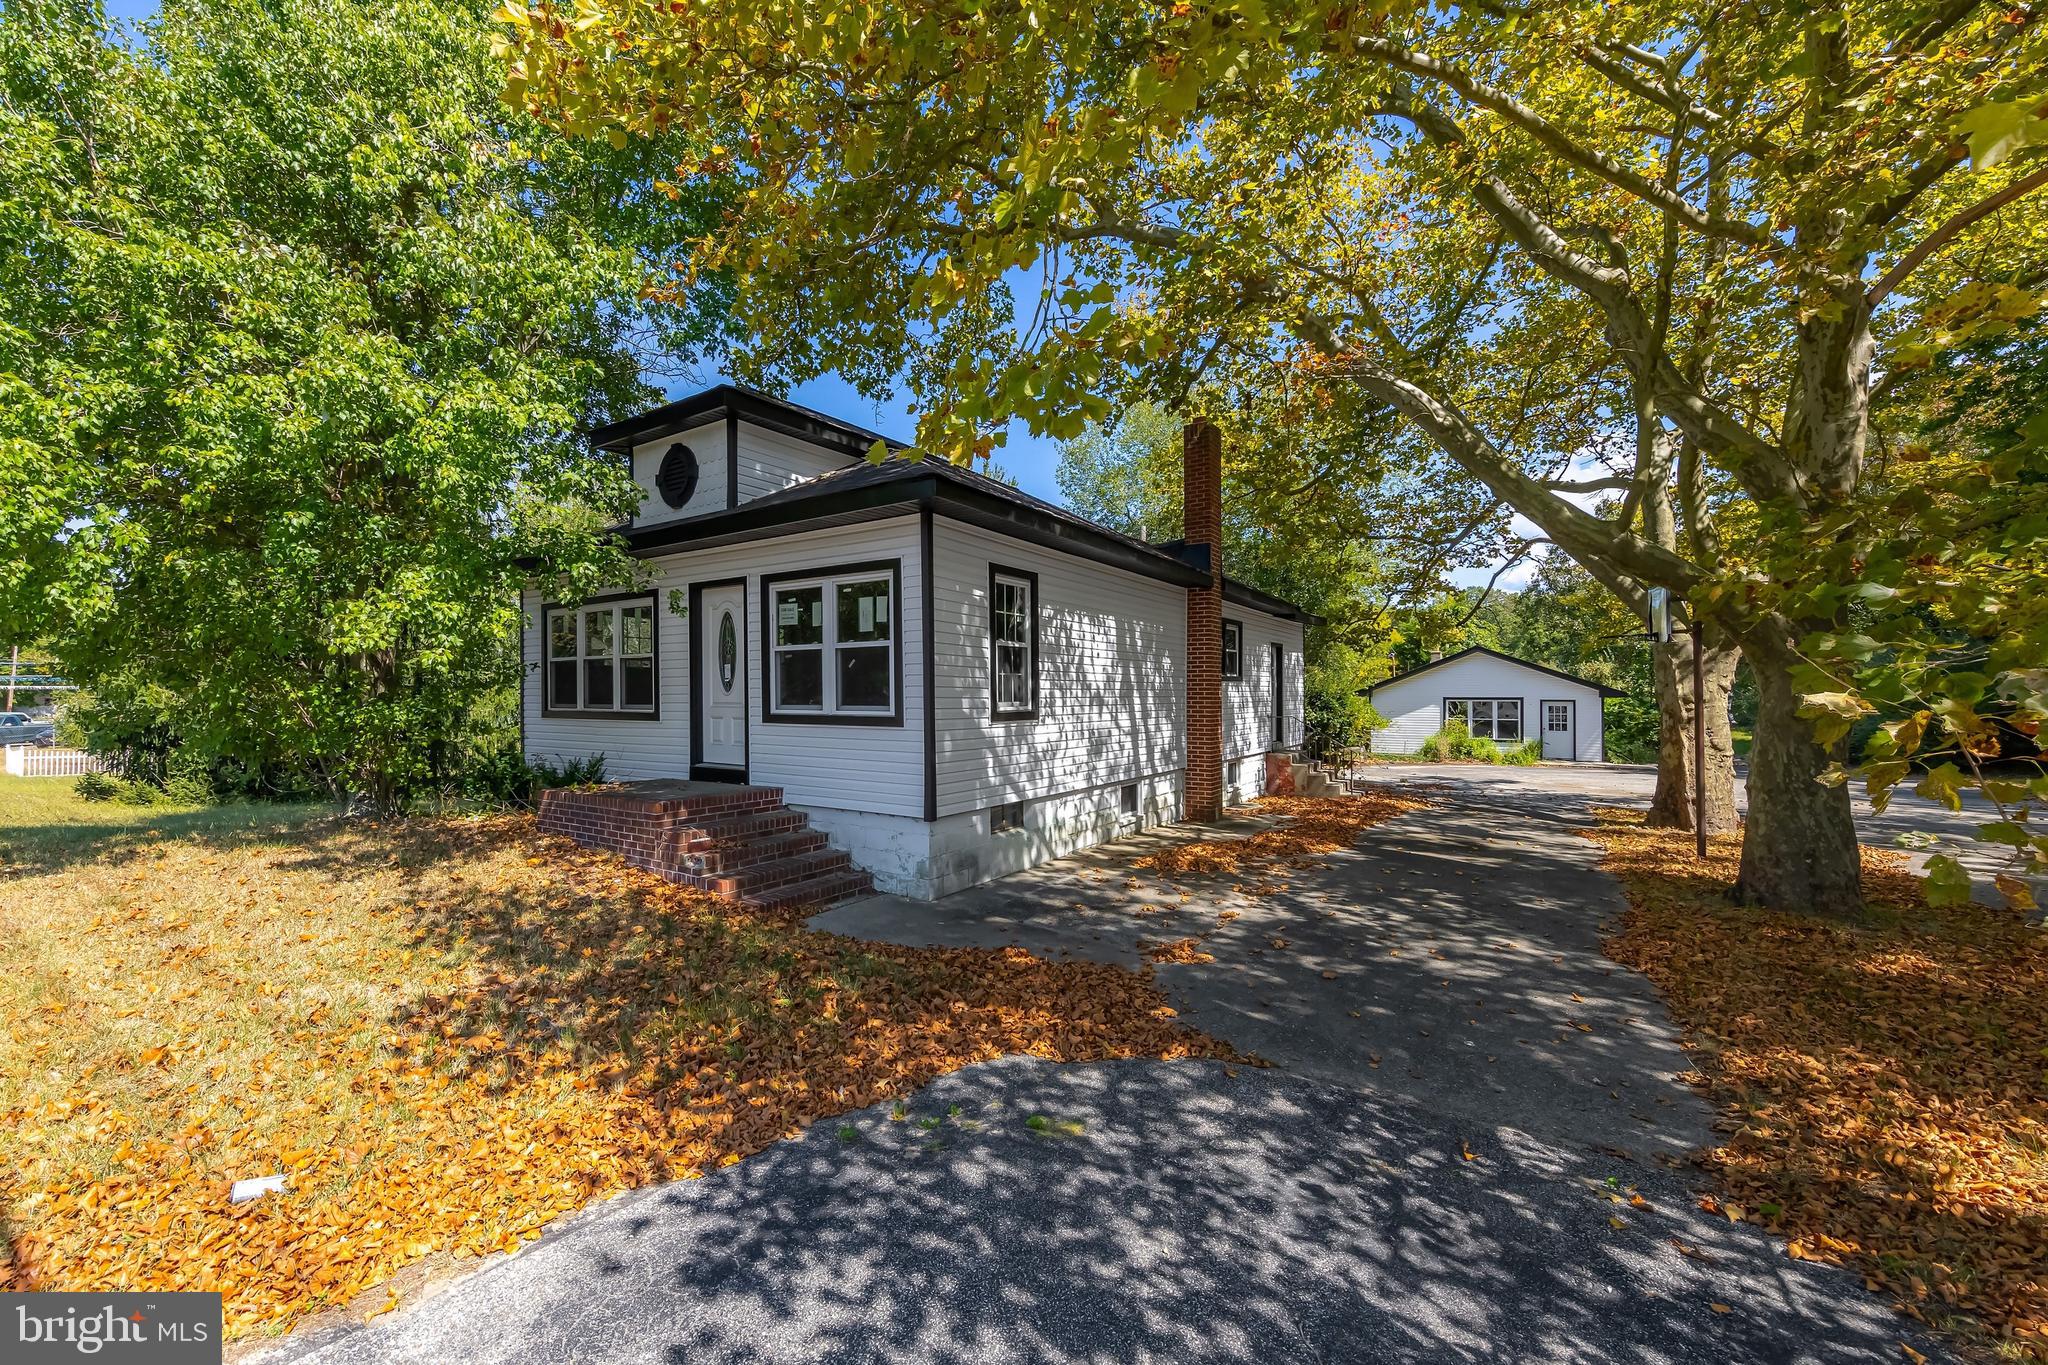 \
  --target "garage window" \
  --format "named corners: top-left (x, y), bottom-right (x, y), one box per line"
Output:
top-left (1445, 698), bottom-right (1521, 742)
